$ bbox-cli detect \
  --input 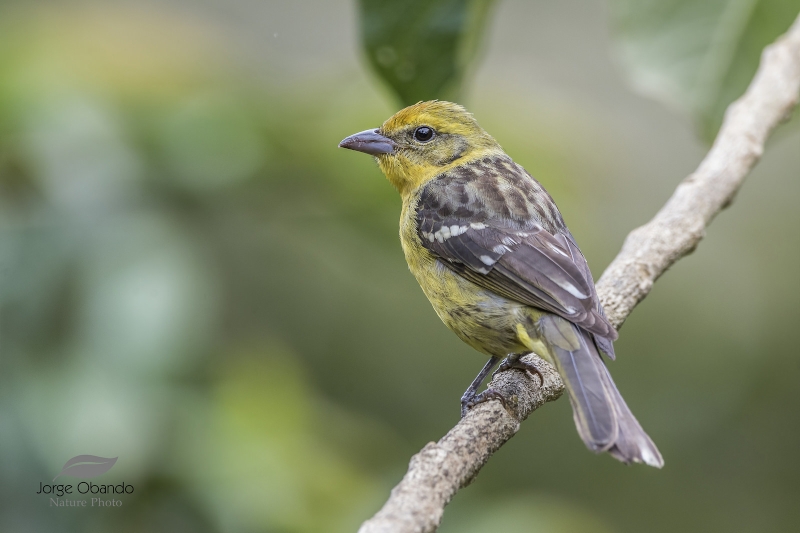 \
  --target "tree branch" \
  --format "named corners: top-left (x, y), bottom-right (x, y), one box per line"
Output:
top-left (596, 13), bottom-right (800, 330)
top-left (359, 13), bottom-right (800, 533)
